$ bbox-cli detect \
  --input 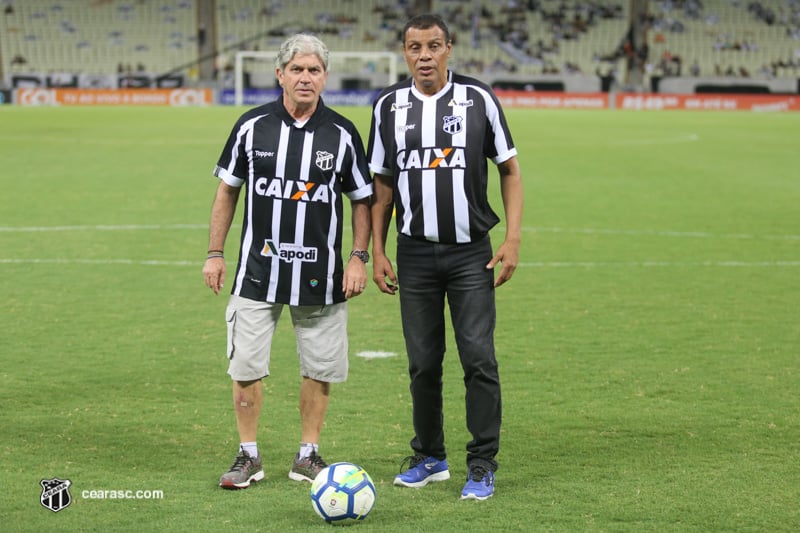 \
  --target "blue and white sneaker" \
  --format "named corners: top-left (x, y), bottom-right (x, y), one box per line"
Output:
top-left (460, 465), bottom-right (495, 500)
top-left (393, 455), bottom-right (450, 488)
